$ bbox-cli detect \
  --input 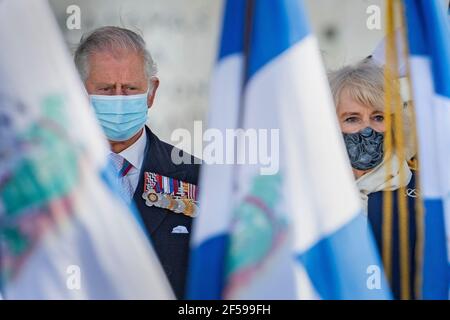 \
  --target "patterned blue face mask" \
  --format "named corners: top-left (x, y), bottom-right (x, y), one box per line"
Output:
top-left (343, 127), bottom-right (384, 171)
top-left (90, 91), bottom-right (149, 141)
